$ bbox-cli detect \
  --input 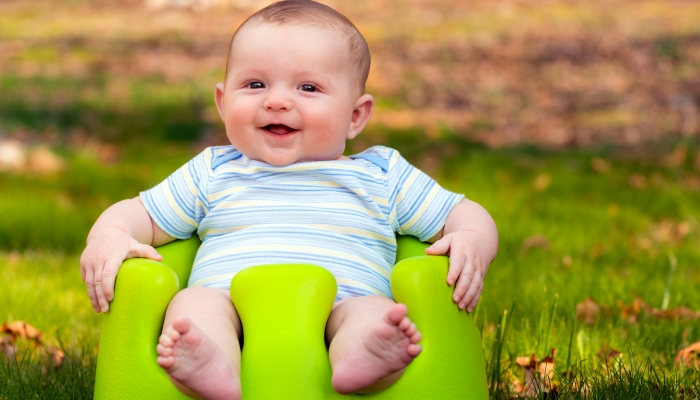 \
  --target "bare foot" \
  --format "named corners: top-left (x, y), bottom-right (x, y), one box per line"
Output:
top-left (331, 303), bottom-right (422, 394)
top-left (157, 317), bottom-right (241, 400)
